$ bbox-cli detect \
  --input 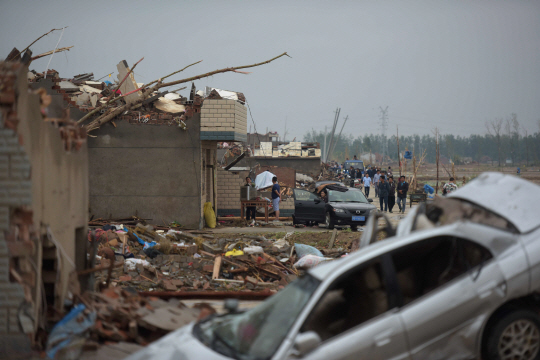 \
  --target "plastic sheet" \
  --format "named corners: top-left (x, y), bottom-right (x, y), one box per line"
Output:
top-left (46, 304), bottom-right (96, 359)
top-left (295, 243), bottom-right (323, 258)
top-left (255, 170), bottom-right (276, 190)
top-left (294, 254), bottom-right (332, 269)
